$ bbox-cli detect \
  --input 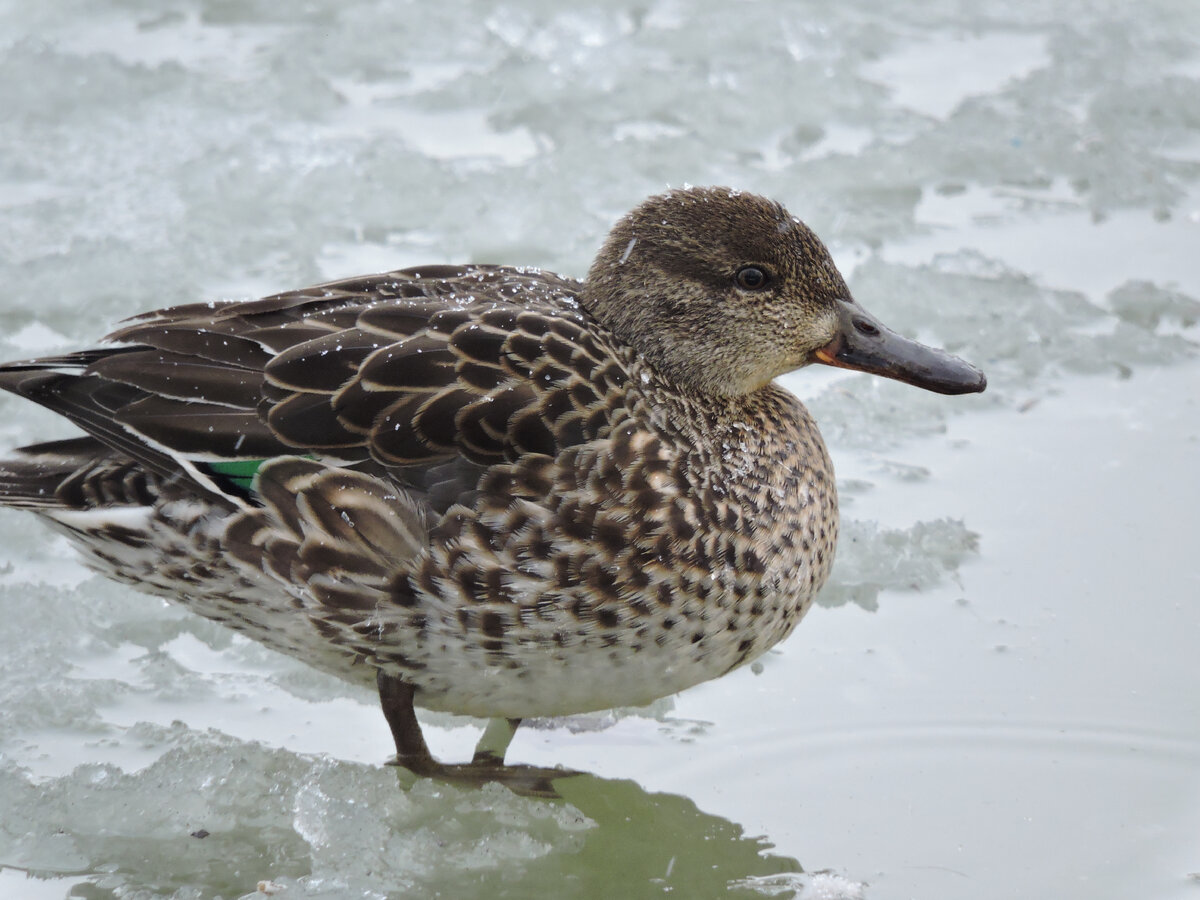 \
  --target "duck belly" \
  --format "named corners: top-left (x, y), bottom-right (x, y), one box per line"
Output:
top-left (36, 502), bottom-right (827, 719)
